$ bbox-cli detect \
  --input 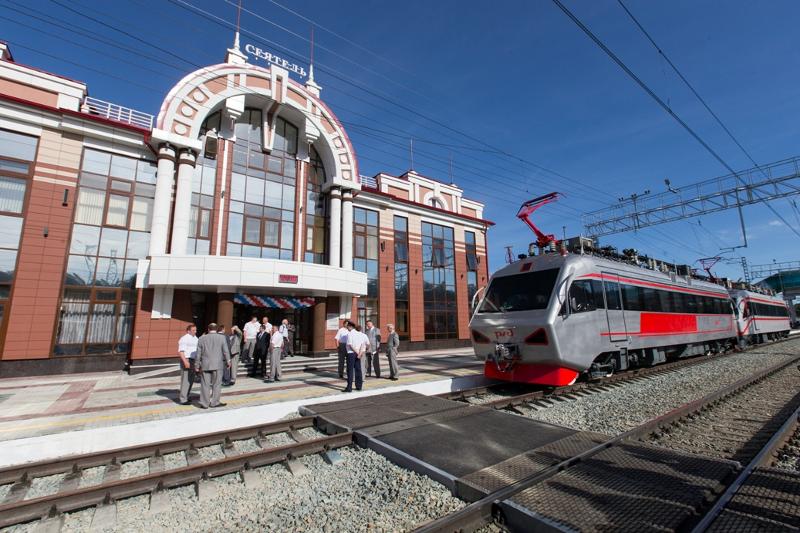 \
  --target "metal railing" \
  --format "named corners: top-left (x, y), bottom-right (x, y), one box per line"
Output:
top-left (81, 96), bottom-right (154, 130)
top-left (358, 174), bottom-right (378, 189)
